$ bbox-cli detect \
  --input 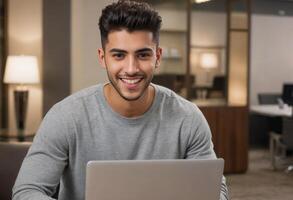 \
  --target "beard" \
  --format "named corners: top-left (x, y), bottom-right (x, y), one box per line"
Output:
top-left (105, 67), bottom-right (154, 102)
